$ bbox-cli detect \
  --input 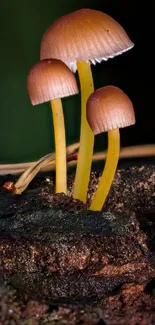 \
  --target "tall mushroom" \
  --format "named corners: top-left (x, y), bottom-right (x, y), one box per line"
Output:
top-left (27, 58), bottom-right (78, 194)
top-left (86, 85), bottom-right (136, 211)
top-left (40, 8), bottom-right (134, 203)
